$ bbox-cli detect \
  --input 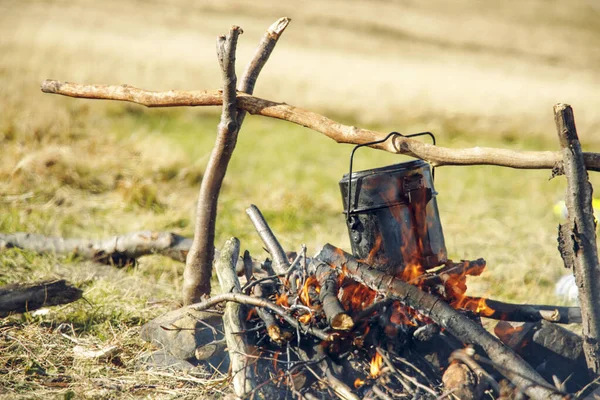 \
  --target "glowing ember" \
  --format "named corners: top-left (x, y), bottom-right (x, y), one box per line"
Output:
top-left (369, 352), bottom-right (383, 378)
top-left (354, 378), bottom-right (365, 388)
top-left (390, 301), bottom-right (417, 326)
top-left (245, 308), bottom-right (257, 321)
